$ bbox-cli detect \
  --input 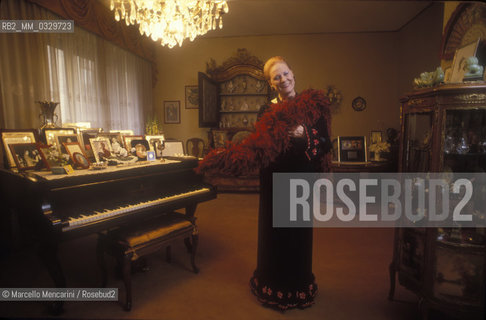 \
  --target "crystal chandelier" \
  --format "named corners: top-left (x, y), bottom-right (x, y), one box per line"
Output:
top-left (110, 0), bottom-right (229, 48)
